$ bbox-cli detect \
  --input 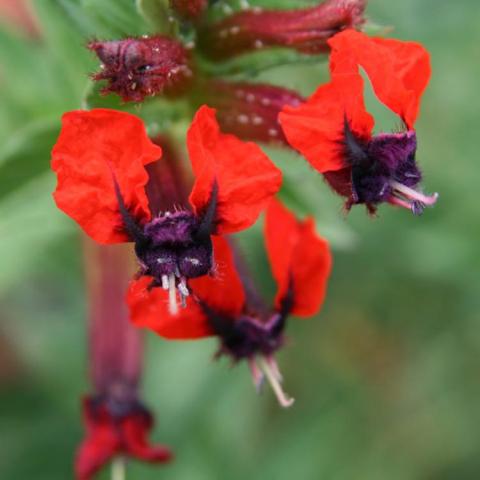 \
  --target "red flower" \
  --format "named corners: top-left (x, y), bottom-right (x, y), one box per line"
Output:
top-left (127, 199), bottom-right (332, 407)
top-left (78, 240), bottom-right (172, 479)
top-left (197, 0), bottom-right (366, 60)
top-left (280, 29), bottom-right (438, 214)
top-left (88, 36), bottom-right (192, 102)
top-left (76, 396), bottom-right (171, 480)
top-left (51, 106), bottom-right (282, 313)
